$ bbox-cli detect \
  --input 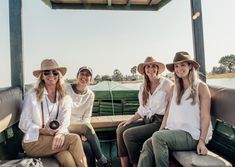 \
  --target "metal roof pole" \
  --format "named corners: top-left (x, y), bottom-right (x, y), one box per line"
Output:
top-left (9, 0), bottom-right (24, 92)
top-left (190, 0), bottom-right (206, 82)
